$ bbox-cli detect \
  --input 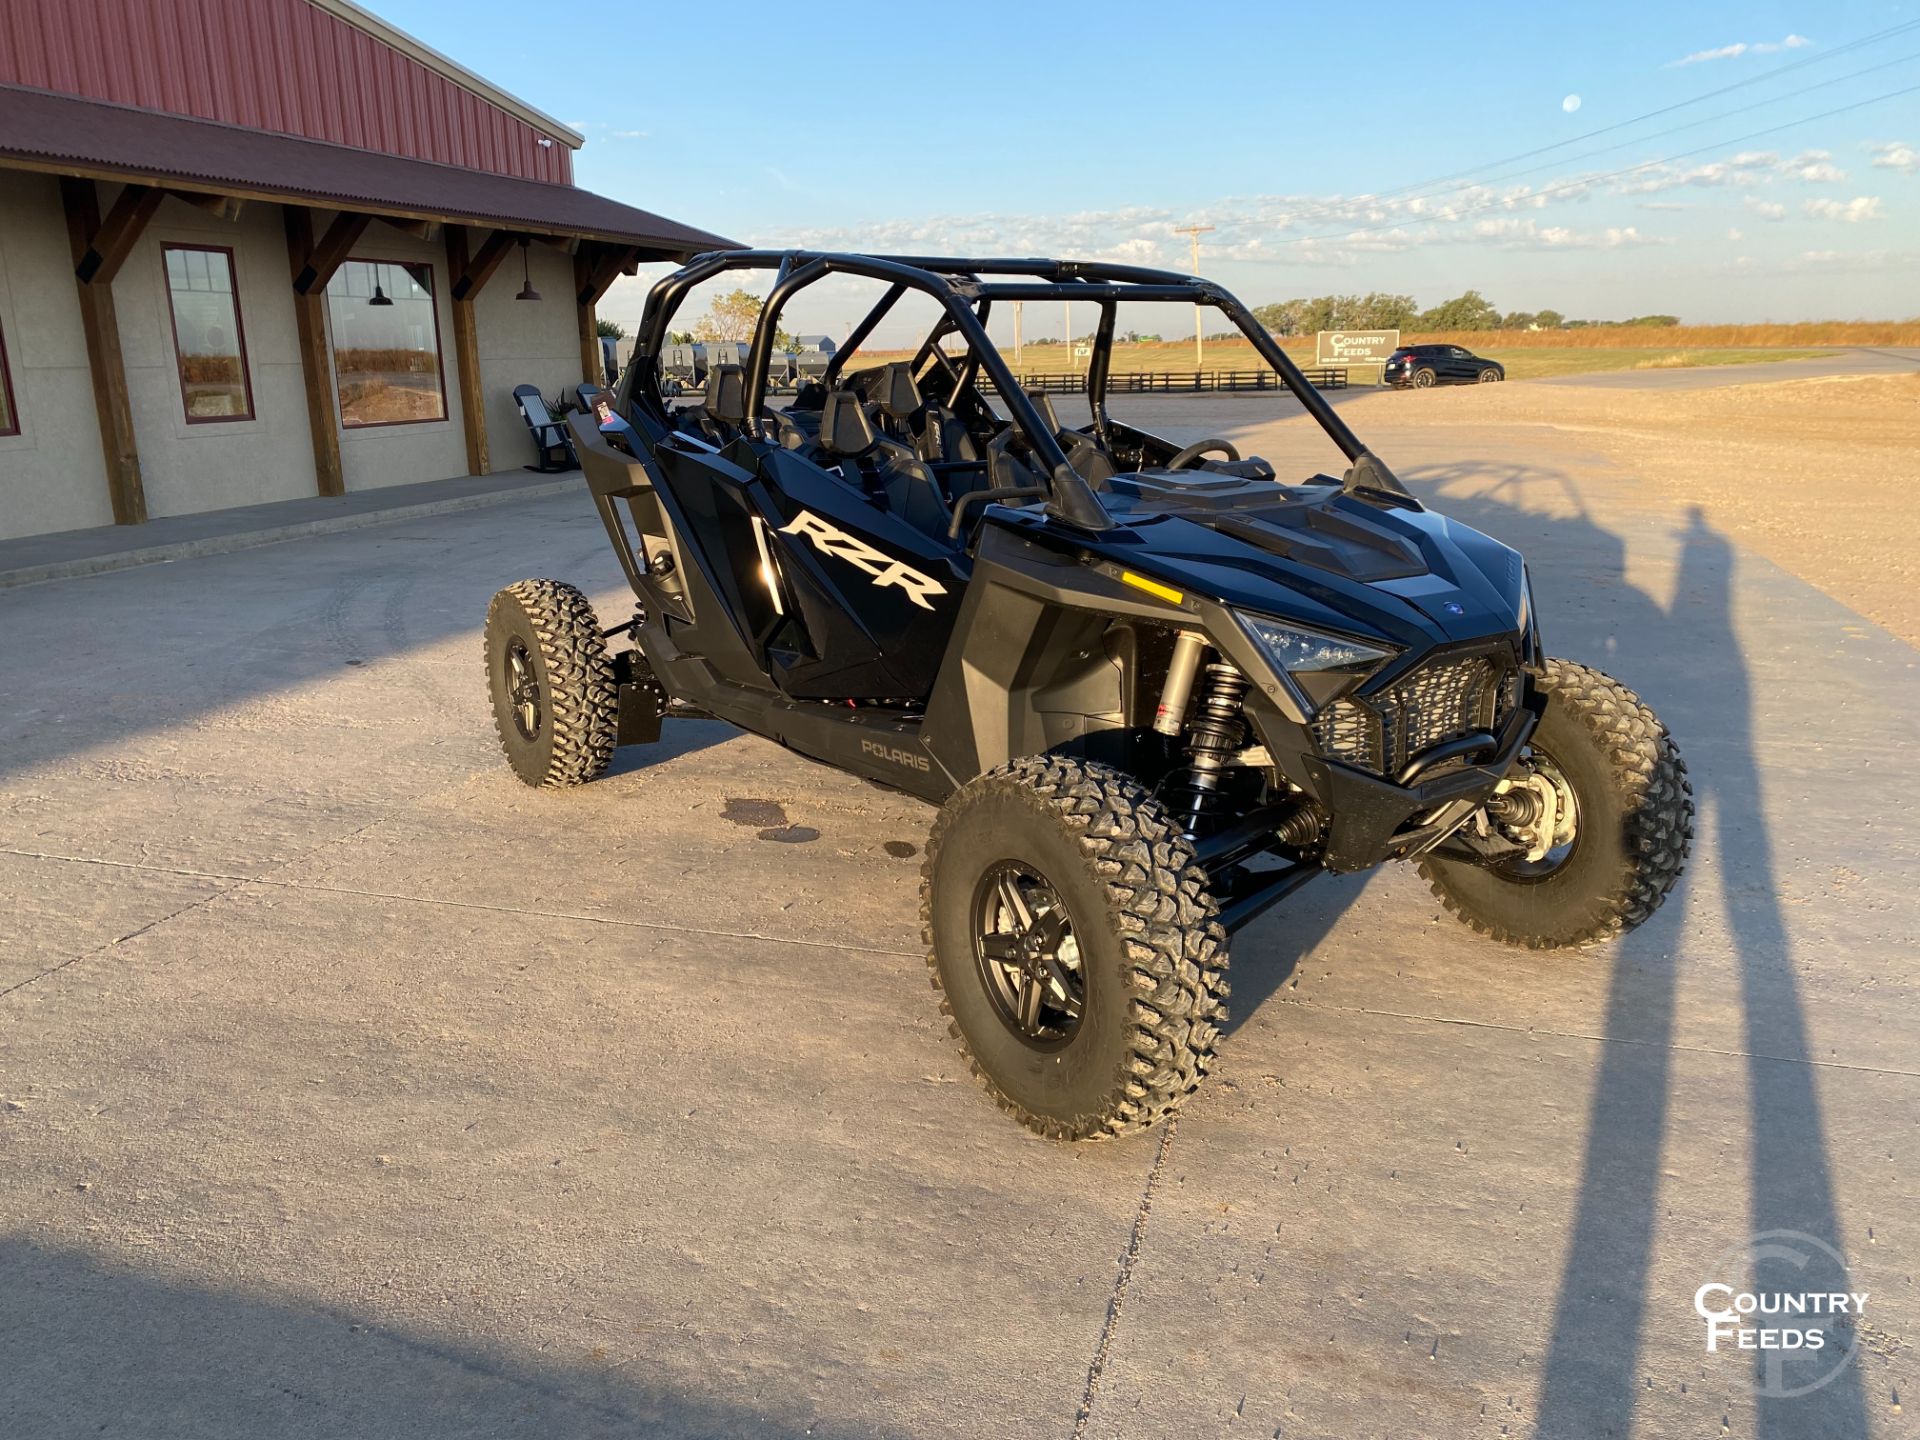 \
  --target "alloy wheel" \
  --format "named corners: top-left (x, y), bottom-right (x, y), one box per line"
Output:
top-left (970, 861), bottom-right (1086, 1046)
